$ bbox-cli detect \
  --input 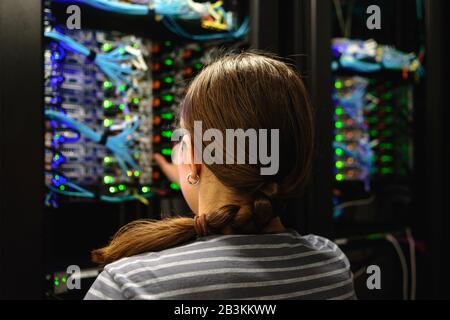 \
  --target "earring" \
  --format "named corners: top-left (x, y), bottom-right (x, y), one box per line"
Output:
top-left (186, 173), bottom-right (200, 186)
